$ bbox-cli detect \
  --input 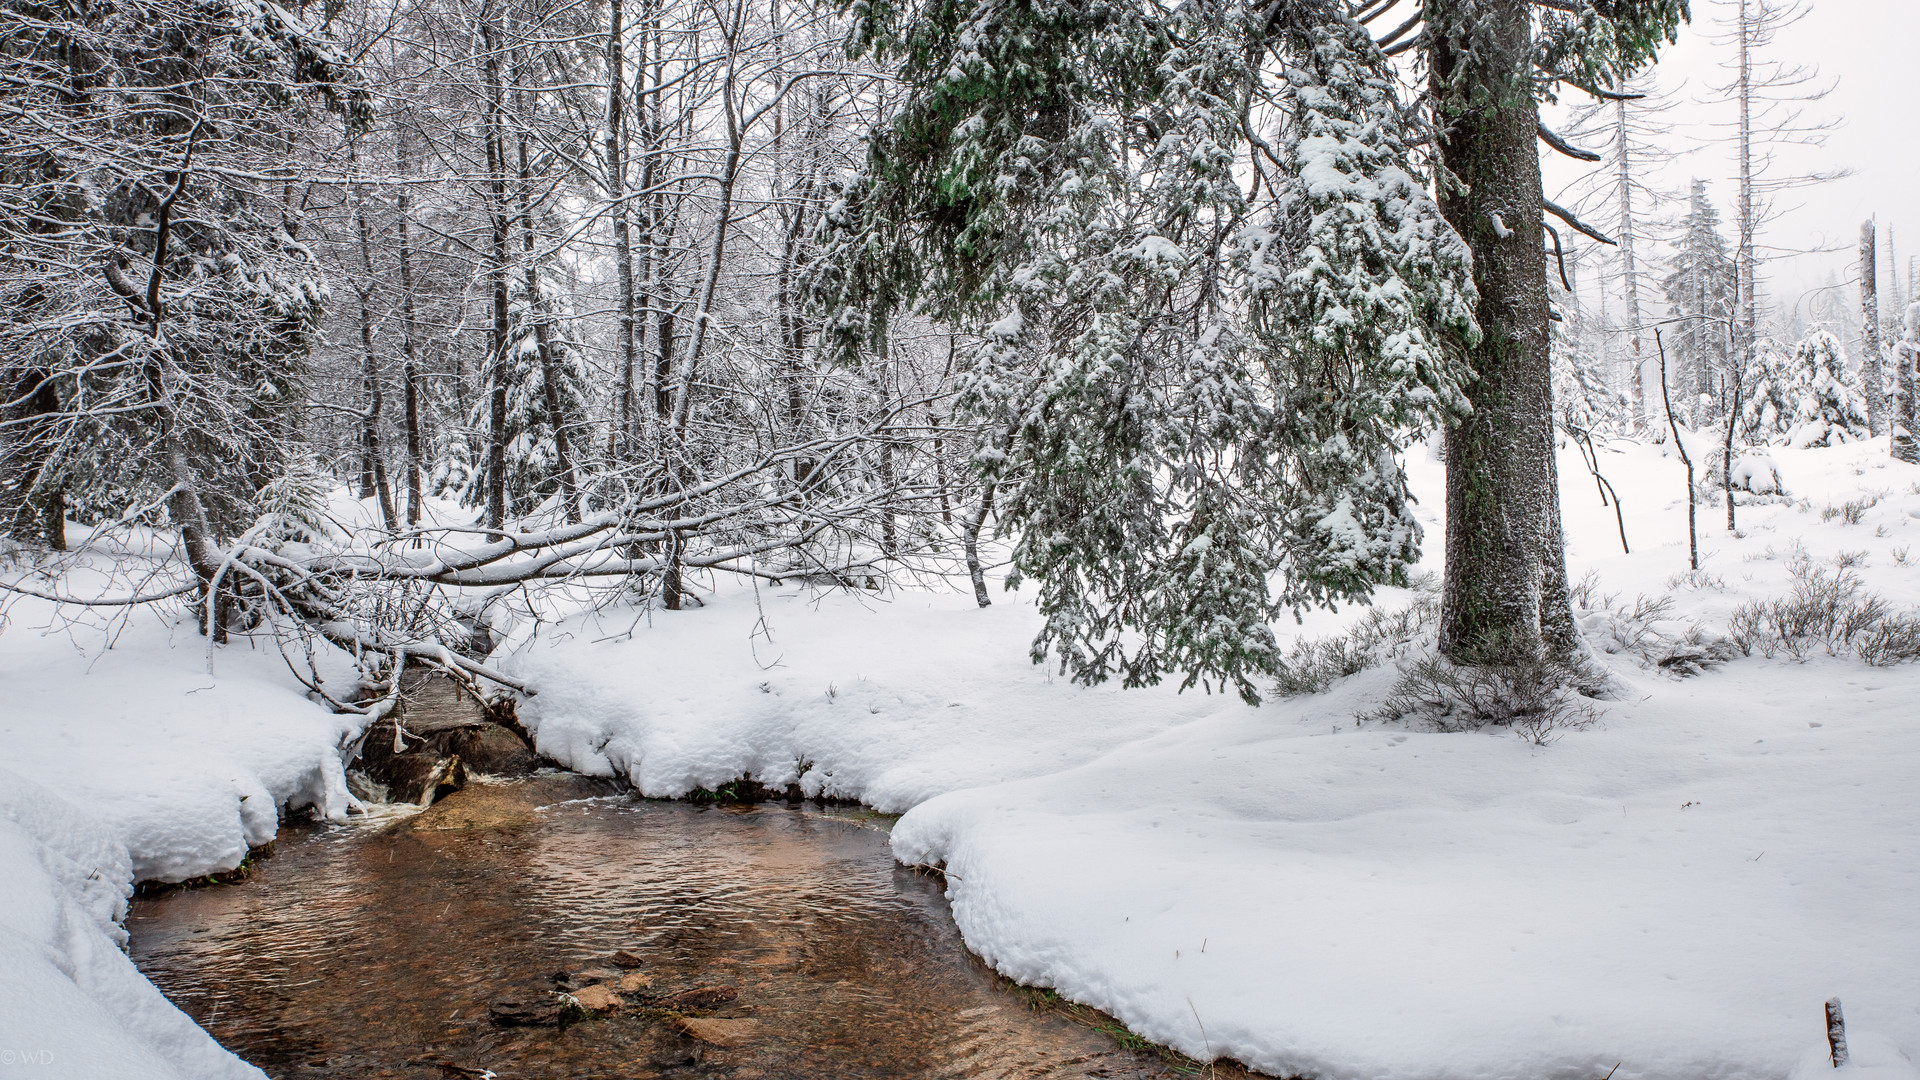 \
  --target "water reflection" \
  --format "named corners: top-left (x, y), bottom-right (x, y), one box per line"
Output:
top-left (131, 776), bottom-right (1194, 1079)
